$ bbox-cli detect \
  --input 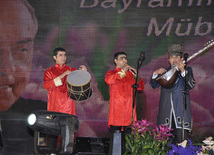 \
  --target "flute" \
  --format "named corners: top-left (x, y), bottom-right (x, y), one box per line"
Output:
top-left (125, 64), bottom-right (136, 74)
